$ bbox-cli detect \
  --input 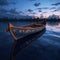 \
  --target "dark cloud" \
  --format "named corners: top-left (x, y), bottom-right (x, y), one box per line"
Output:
top-left (42, 7), bottom-right (48, 9)
top-left (37, 7), bottom-right (48, 10)
top-left (51, 9), bottom-right (59, 12)
top-left (0, 0), bottom-right (16, 6)
top-left (28, 0), bottom-right (36, 1)
top-left (0, 8), bottom-right (21, 18)
top-left (48, 14), bottom-right (59, 19)
top-left (50, 7), bottom-right (56, 10)
top-left (51, 7), bottom-right (60, 12)
top-left (34, 3), bottom-right (40, 7)
top-left (57, 7), bottom-right (60, 10)
top-left (32, 12), bottom-right (36, 14)
top-left (28, 9), bottom-right (33, 12)
top-left (19, 11), bottom-right (24, 14)
top-left (30, 12), bottom-right (36, 14)
top-left (0, 8), bottom-right (8, 13)
top-left (52, 2), bottom-right (60, 6)
top-left (35, 8), bottom-right (42, 12)
top-left (9, 8), bottom-right (19, 14)
top-left (0, 8), bottom-right (19, 15)
top-left (38, 10), bottom-right (42, 12)
top-left (54, 10), bottom-right (58, 11)
top-left (42, 12), bottom-right (47, 13)
top-left (0, 9), bottom-right (6, 13)
top-left (37, 8), bottom-right (41, 10)
top-left (36, 7), bottom-right (48, 13)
